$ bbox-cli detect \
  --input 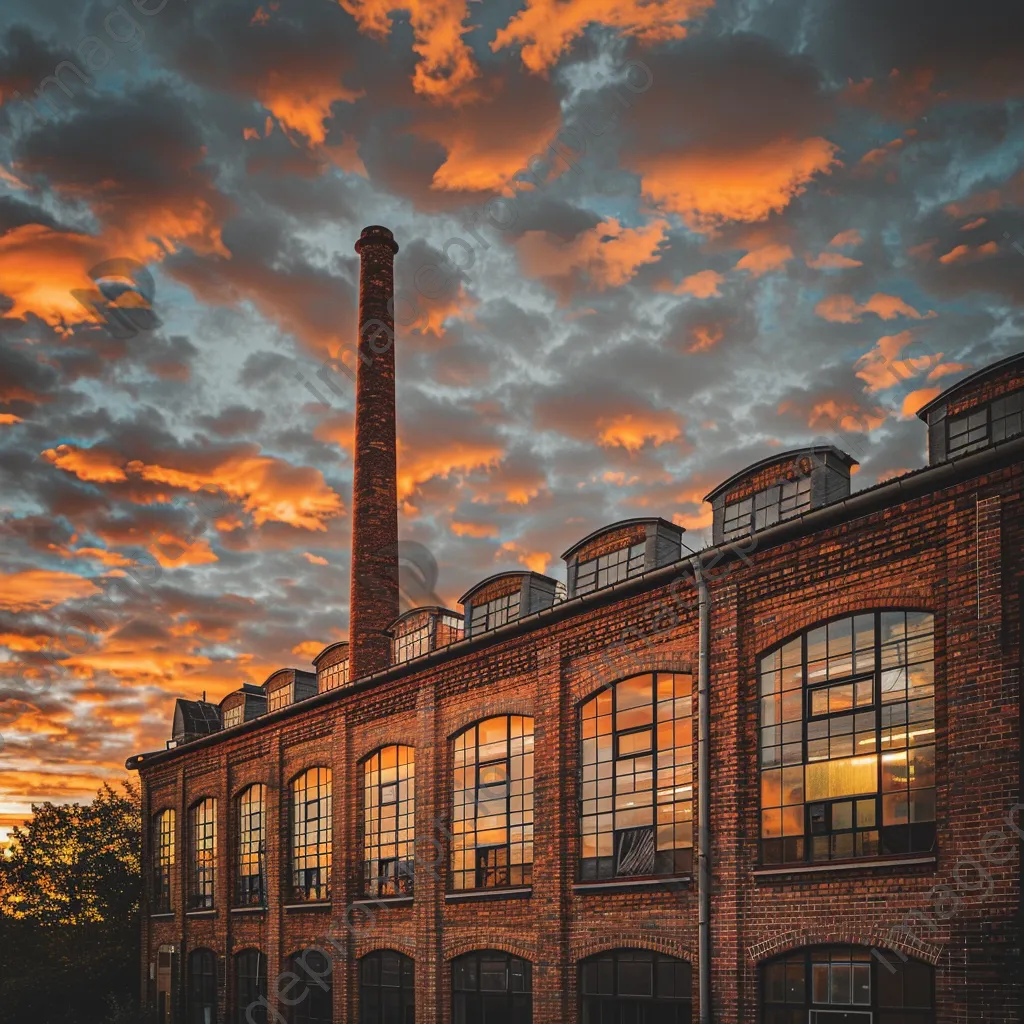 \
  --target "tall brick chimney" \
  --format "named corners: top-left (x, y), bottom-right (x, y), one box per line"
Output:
top-left (349, 225), bottom-right (400, 680)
